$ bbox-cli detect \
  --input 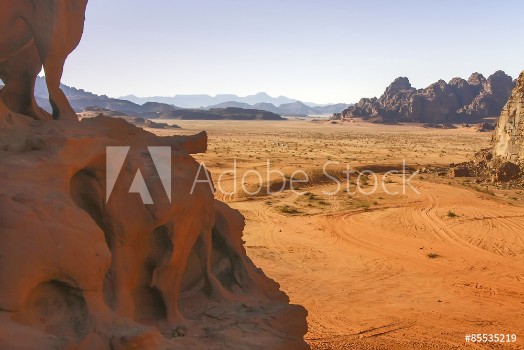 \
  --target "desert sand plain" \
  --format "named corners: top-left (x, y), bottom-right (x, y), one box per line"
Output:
top-left (151, 119), bottom-right (524, 349)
